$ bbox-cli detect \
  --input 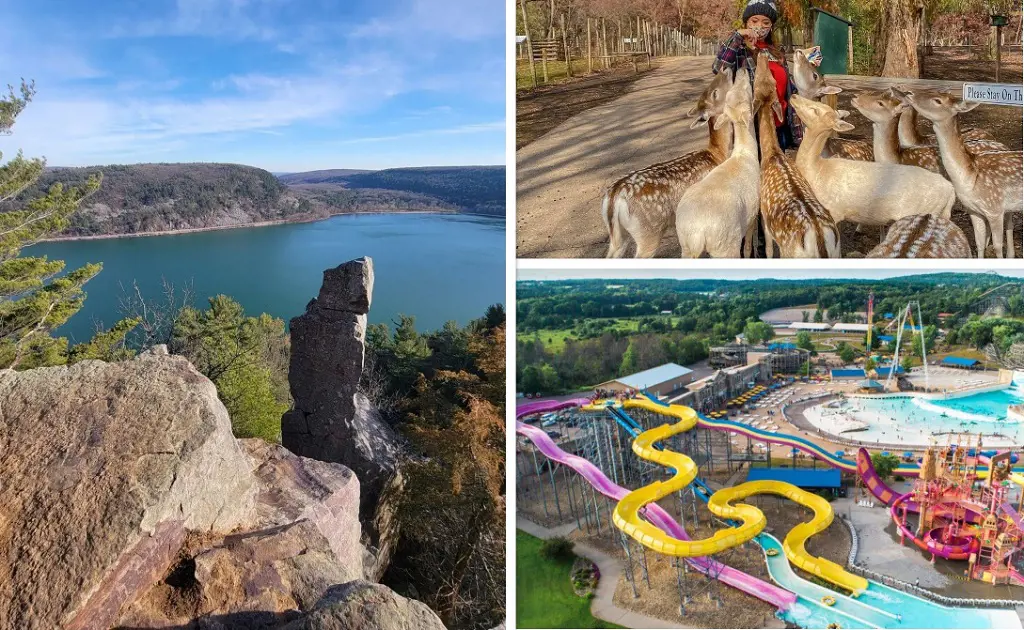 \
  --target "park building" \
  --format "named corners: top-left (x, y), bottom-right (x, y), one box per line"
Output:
top-left (596, 363), bottom-right (694, 398)
top-left (832, 322), bottom-right (871, 333)
top-left (675, 363), bottom-right (762, 412)
top-left (788, 322), bottom-right (831, 331)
